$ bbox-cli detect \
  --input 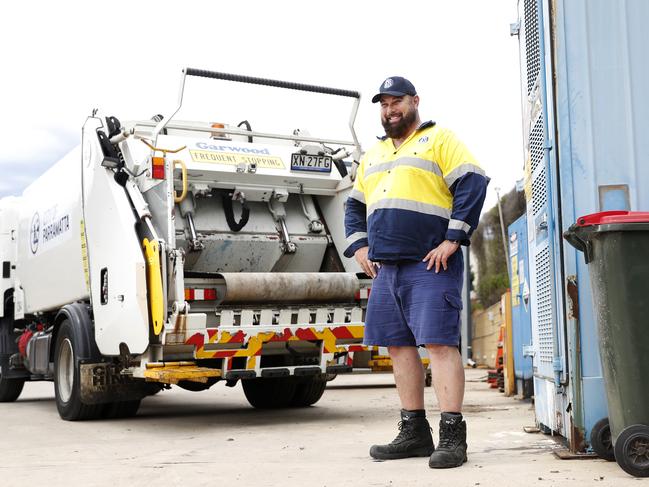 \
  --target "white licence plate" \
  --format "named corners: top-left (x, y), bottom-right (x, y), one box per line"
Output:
top-left (290, 153), bottom-right (332, 173)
